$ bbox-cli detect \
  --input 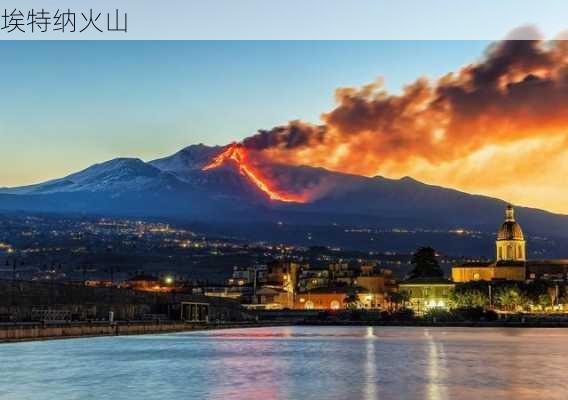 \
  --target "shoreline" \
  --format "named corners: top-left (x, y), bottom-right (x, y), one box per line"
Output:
top-left (0, 320), bottom-right (289, 344)
top-left (4, 318), bottom-right (568, 344)
top-left (298, 320), bottom-right (568, 328)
